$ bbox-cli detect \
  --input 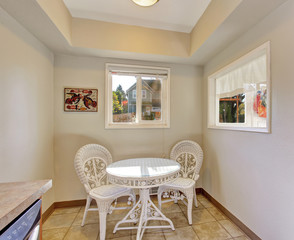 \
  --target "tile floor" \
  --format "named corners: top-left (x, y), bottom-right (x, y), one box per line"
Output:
top-left (42, 194), bottom-right (251, 240)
